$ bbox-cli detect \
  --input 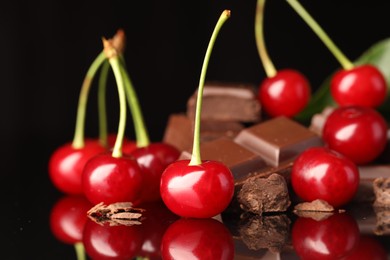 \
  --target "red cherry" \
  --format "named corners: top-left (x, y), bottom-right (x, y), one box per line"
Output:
top-left (331, 65), bottom-right (387, 108)
top-left (291, 147), bottom-right (359, 208)
top-left (292, 213), bottom-right (360, 260)
top-left (323, 106), bottom-right (387, 165)
top-left (131, 143), bottom-right (180, 204)
top-left (82, 218), bottom-right (143, 260)
top-left (49, 195), bottom-right (93, 244)
top-left (49, 139), bottom-right (106, 194)
top-left (344, 235), bottom-right (387, 260)
top-left (160, 160), bottom-right (234, 218)
top-left (82, 153), bottom-right (143, 205)
top-left (161, 218), bottom-right (234, 260)
top-left (258, 69), bottom-right (311, 117)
